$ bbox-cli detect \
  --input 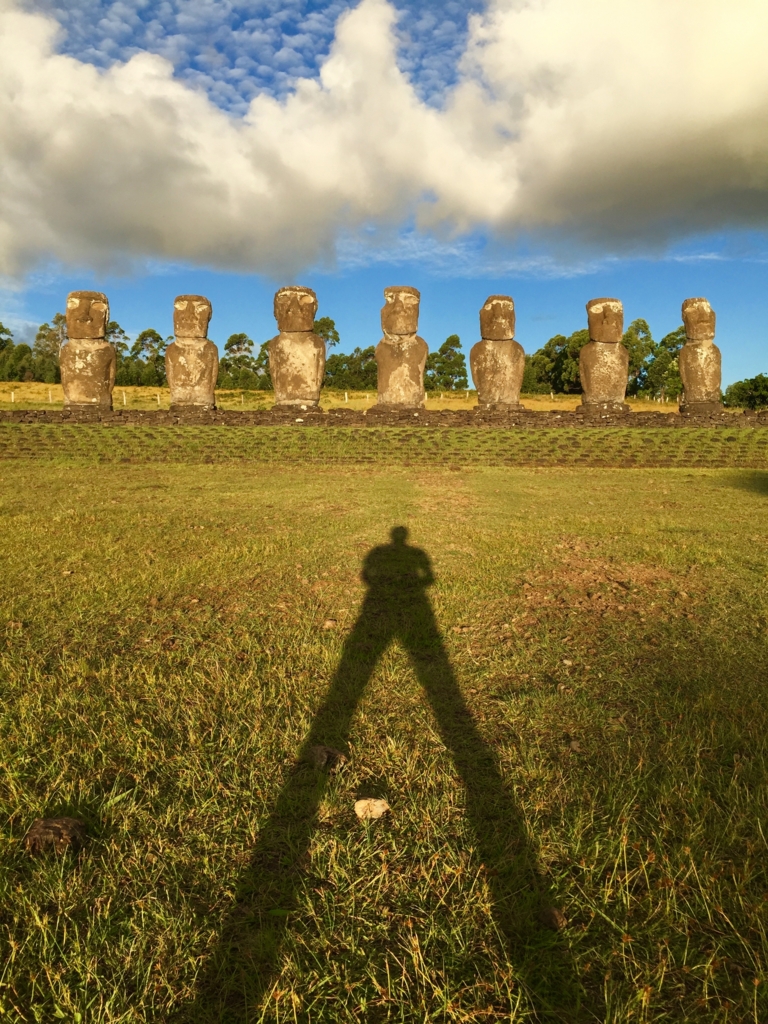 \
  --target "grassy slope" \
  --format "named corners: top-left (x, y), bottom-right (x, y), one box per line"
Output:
top-left (0, 424), bottom-right (767, 468)
top-left (0, 456), bottom-right (766, 1022)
